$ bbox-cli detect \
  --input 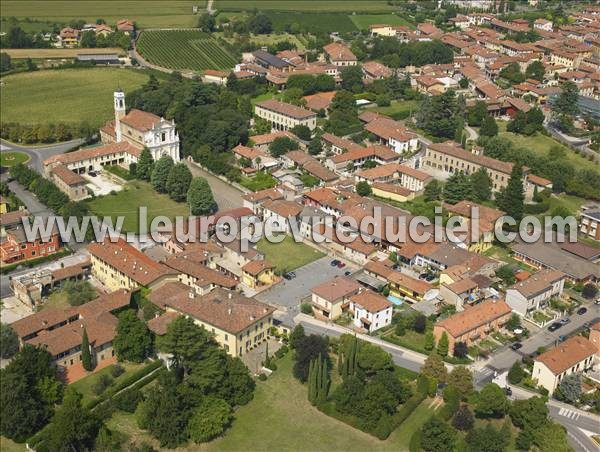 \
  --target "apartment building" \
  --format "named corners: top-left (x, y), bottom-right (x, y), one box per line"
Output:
top-left (311, 276), bottom-right (362, 320)
top-left (254, 99), bottom-right (317, 131)
top-left (580, 209), bottom-right (600, 241)
top-left (505, 269), bottom-right (566, 317)
top-left (349, 290), bottom-right (393, 333)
